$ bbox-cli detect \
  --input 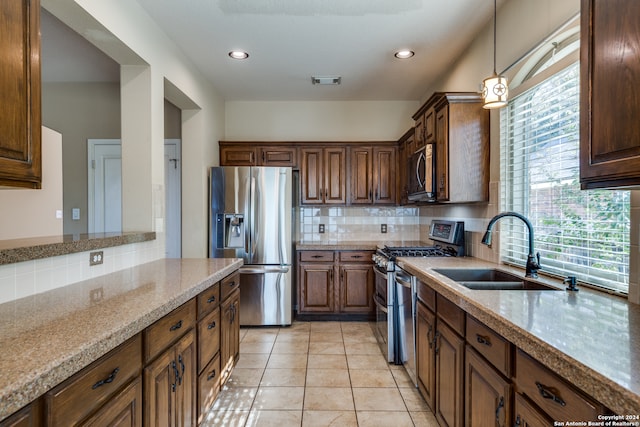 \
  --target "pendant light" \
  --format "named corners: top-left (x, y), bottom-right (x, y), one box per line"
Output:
top-left (481, 0), bottom-right (508, 109)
